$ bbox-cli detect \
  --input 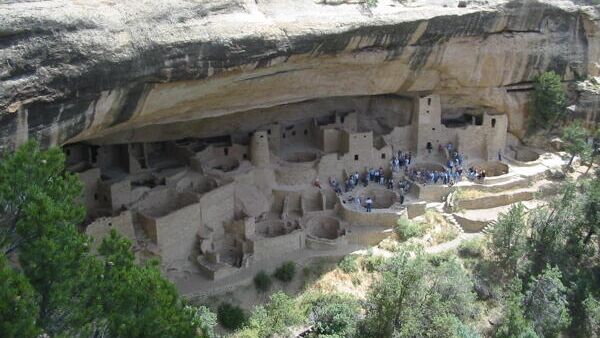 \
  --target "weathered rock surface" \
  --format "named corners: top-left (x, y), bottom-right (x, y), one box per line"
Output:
top-left (1, 0), bottom-right (599, 150)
